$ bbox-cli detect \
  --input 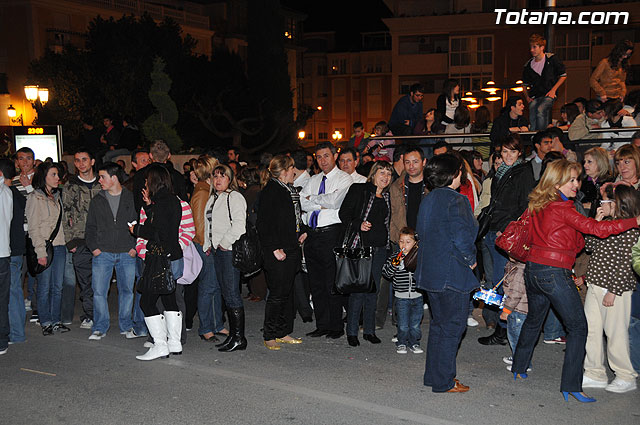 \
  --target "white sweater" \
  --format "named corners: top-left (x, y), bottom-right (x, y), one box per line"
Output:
top-left (0, 177), bottom-right (12, 257)
top-left (202, 190), bottom-right (247, 252)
